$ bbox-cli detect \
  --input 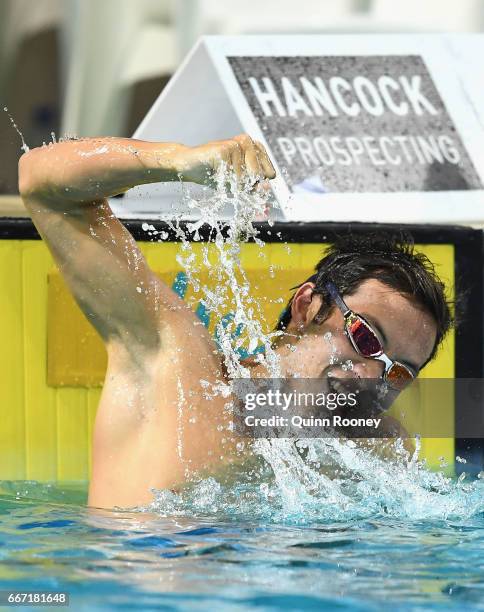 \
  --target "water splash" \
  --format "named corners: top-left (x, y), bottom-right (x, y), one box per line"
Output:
top-left (3, 107), bottom-right (29, 152)
top-left (164, 163), bottom-right (283, 379)
top-left (144, 439), bottom-right (484, 524)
